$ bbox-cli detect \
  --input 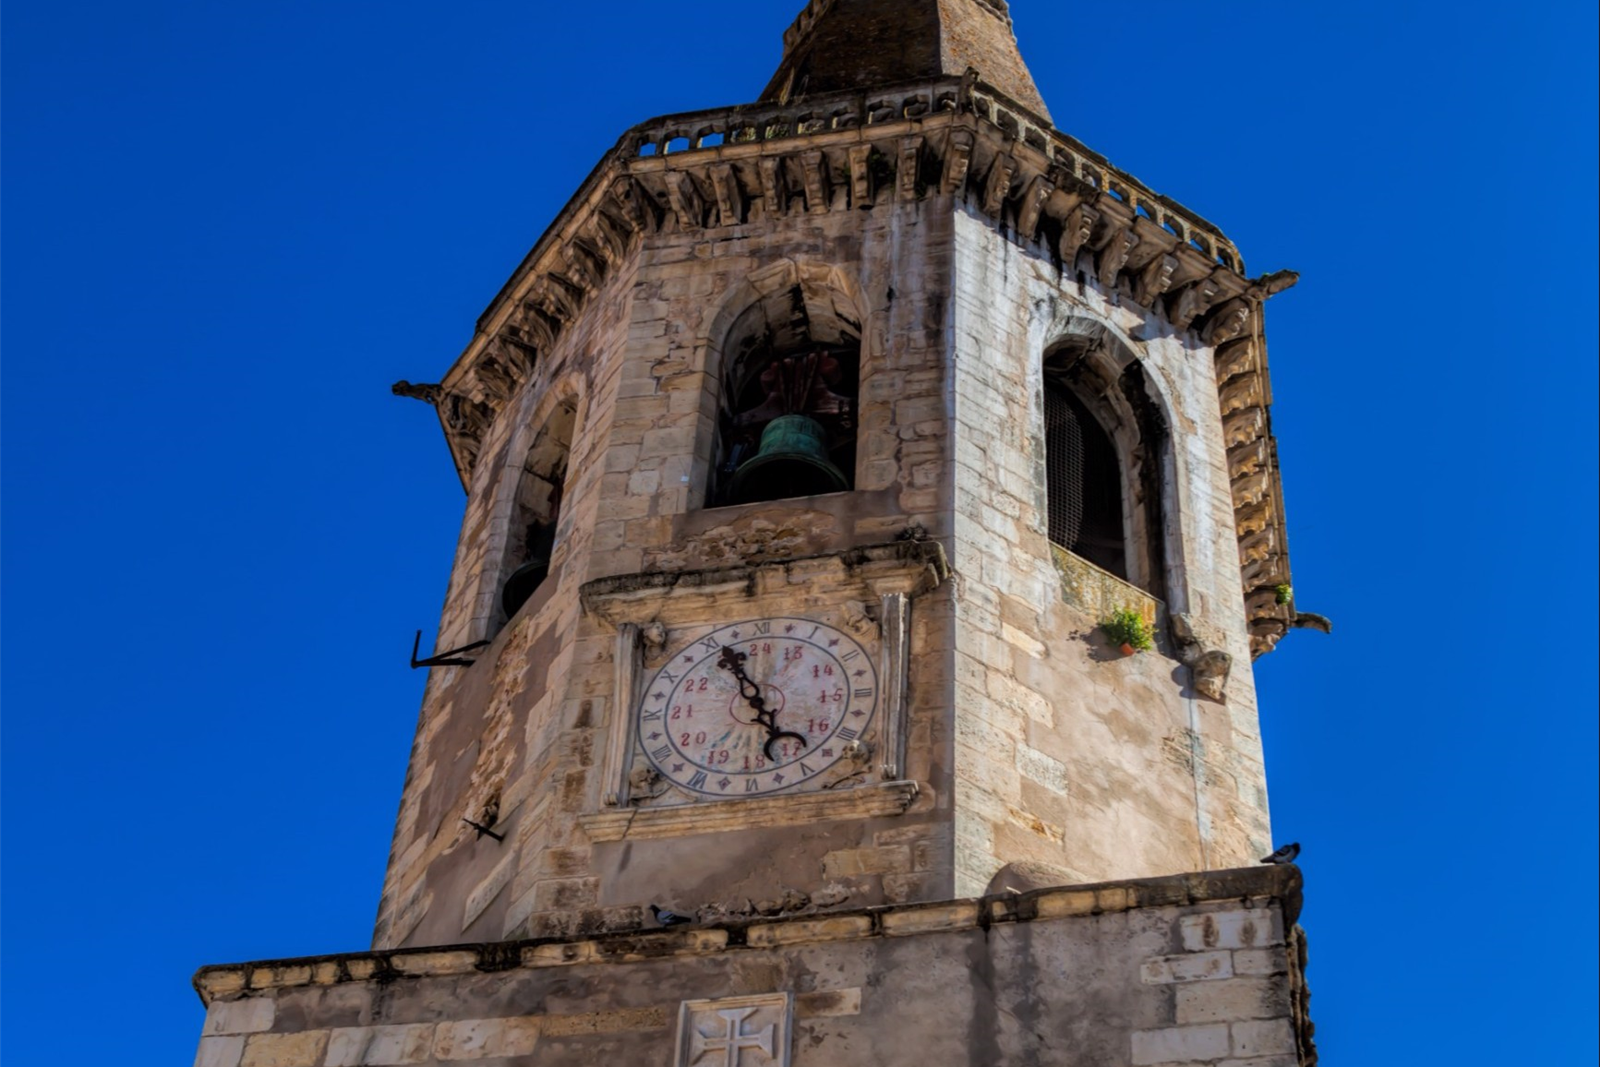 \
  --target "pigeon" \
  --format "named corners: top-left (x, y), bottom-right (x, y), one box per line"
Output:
top-left (650, 904), bottom-right (692, 927)
top-left (1259, 842), bottom-right (1300, 865)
